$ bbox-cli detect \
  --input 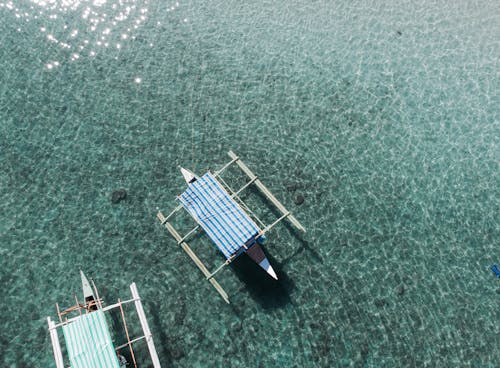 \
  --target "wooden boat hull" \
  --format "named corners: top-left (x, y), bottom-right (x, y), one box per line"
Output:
top-left (80, 270), bottom-right (97, 310)
top-left (180, 167), bottom-right (198, 184)
top-left (246, 243), bottom-right (277, 280)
